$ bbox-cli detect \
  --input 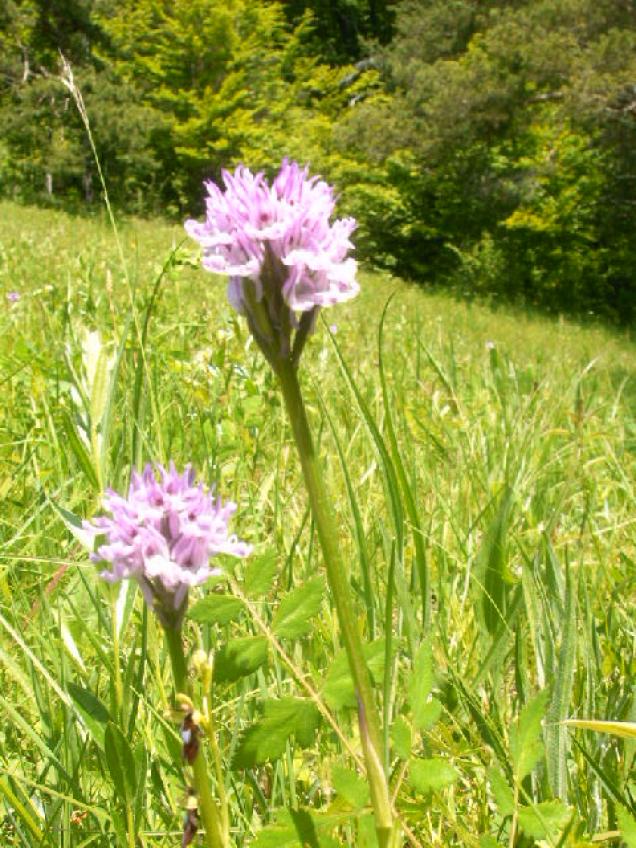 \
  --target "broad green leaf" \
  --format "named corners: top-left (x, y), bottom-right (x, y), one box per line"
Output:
top-left (214, 637), bottom-right (268, 683)
top-left (488, 768), bottom-right (514, 817)
top-left (104, 722), bottom-right (136, 806)
top-left (564, 719), bottom-right (636, 740)
top-left (243, 548), bottom-right (278, 597)
top-left (510, 690), bottom-right (548, 782)
top-left (188, 595), bottom-right (244, 625)
top-left (479, 837), bottom-right (500, 848)
top-left (67, 683), bottom-right (111, 750)
top-left (409, 758), bottom-right (458, 794)
top-left (331, 765), bottom-right (369, 810)
top-left (408, 638), bottom-right (434, 730)
top-left (232, 699), bottom-right (321, 769)
top-left (518, 800), bottom-right (571, 840)
top-left (391, 716), bottom-right (412, 760)
top-left (271, 576), bottom-right (325, 639)
top-left (322, 640), bottom-right (387, 711)
top-left (618, 805), bottom-right (636, 847)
